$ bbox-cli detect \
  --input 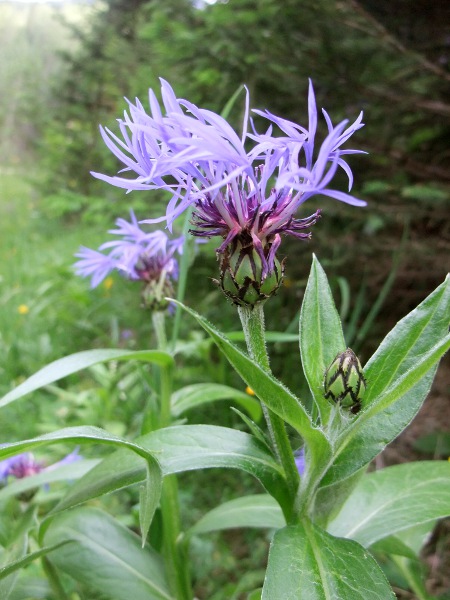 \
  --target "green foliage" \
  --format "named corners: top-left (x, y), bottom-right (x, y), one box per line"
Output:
top-left (262, 520), bottom-right (395, 599)
top-left (1, 2), bottom-right (449, 594)
top-left (44, 508), bottom-right (173, 600)
top-left (329, 462), bottom-right (450, 547)
top-left (0, 254), bottom-right (449, 598)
